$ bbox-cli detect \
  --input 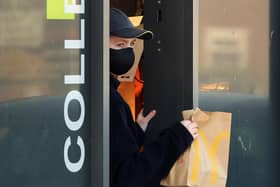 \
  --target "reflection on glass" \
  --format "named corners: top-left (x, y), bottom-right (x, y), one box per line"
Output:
top-left (198, 1), bottom-right (274, 186)
top-left (199, 0), bottom-right (269, 96)
top-left (0, 0), bottom-right (79, 102)
top-left (0, 1), bottom-right (88, 186)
